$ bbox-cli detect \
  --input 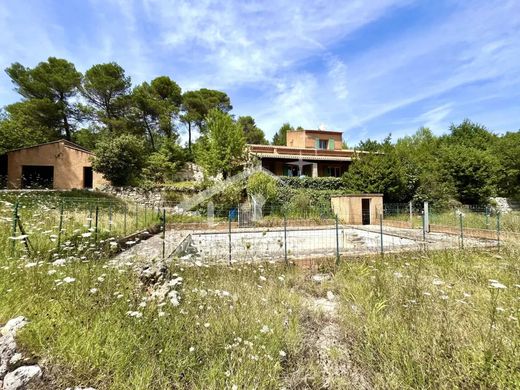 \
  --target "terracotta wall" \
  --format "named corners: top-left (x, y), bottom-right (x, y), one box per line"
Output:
top-left (286, 131), bottom-right (343, 150)
top-left (7, 141), bottom-right (108, 189)
top-left (331, 195), bottom-right (383, 224)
